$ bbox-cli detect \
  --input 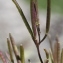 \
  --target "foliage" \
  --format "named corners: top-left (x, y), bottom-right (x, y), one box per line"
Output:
top-left (0, 0), bottom-right (63, 63)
